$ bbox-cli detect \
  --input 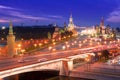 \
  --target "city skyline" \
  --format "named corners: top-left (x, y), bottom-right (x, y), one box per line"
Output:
top-left (0, 0), bottom-right (120, 27)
